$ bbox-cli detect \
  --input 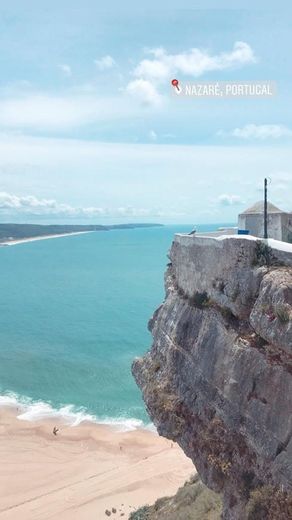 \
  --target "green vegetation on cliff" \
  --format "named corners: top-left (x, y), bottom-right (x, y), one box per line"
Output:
top-left (129, 475), bottom-right (222, 520)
